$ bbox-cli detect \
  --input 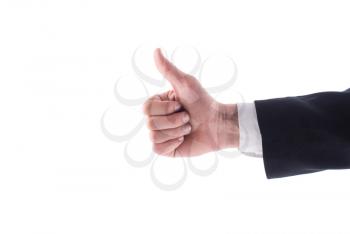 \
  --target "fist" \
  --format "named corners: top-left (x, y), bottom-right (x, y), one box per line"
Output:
top-left (143, 49), bottom-right (239, 157)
